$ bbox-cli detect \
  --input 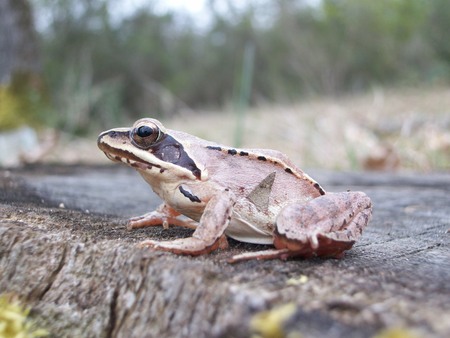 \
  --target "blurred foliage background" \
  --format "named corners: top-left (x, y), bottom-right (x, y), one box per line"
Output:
top-left (1, 0), bottom-right (449, 170)
top-left (8, 0), bottom-right (450, 130)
